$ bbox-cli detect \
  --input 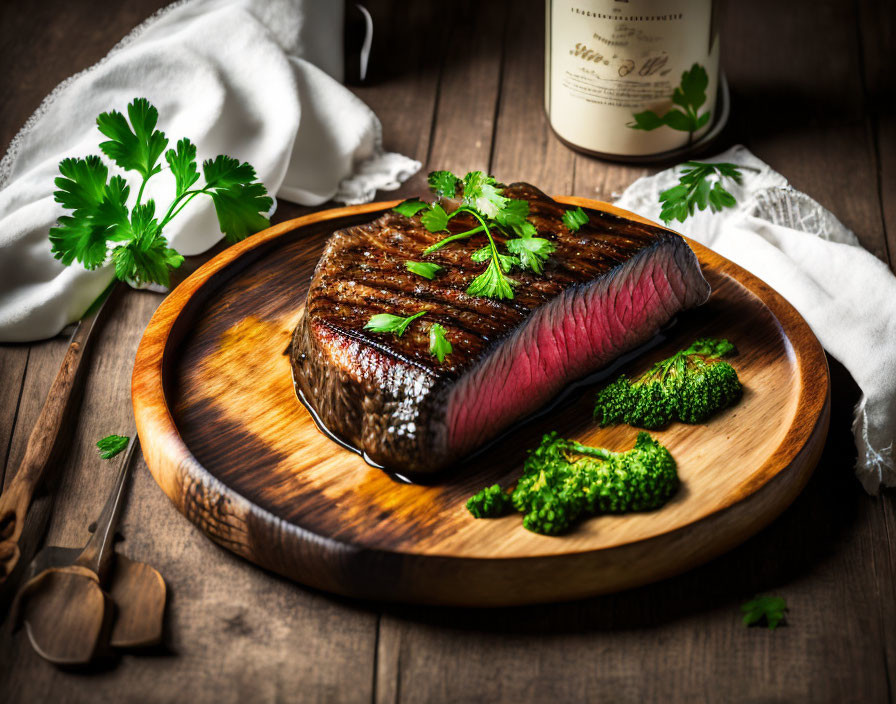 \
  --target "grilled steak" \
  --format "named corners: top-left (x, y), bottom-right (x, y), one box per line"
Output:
top-left (291, 183), bottom-right (710, 474)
